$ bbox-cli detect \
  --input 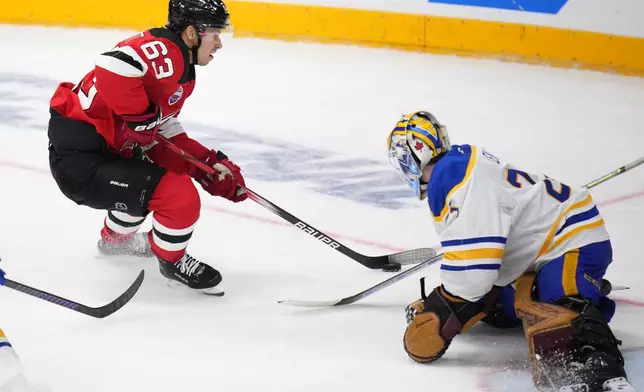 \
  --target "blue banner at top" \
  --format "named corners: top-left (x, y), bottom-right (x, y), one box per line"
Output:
top-left (428, 0), bottom-right (568, 14)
